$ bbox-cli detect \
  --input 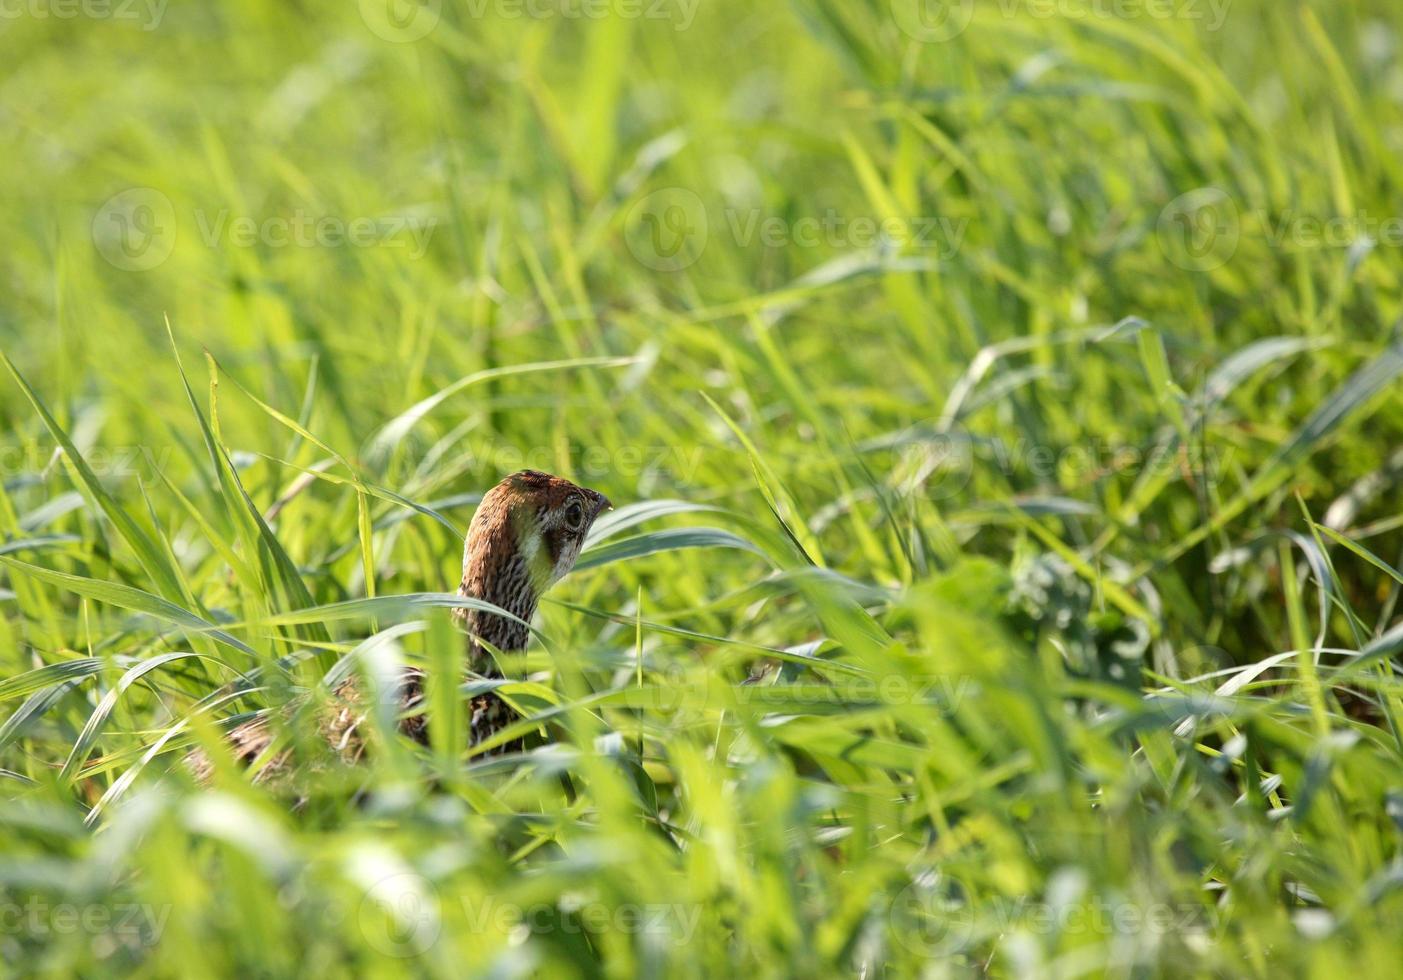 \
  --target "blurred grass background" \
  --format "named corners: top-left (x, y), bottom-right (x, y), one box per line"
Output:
top-left (3, 0), bottom-right (1403, 975)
